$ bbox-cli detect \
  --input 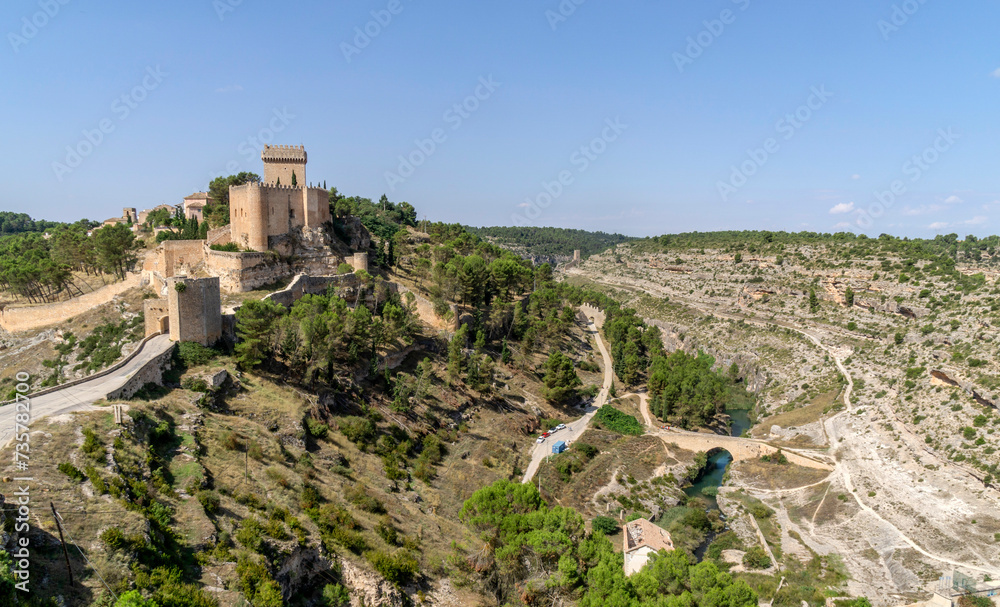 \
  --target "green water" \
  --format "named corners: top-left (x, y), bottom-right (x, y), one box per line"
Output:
top-left (681, 408), bottom-right (752, 558)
